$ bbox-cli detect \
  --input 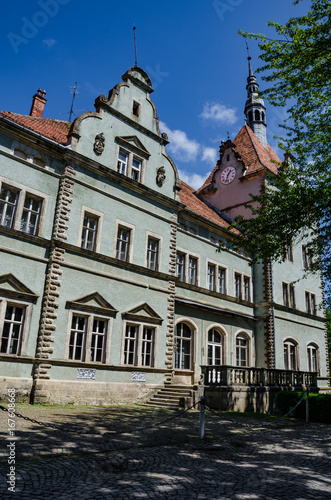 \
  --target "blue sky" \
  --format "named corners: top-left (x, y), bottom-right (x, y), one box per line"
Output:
top-left (2, 0), bottom-right (309, 189)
